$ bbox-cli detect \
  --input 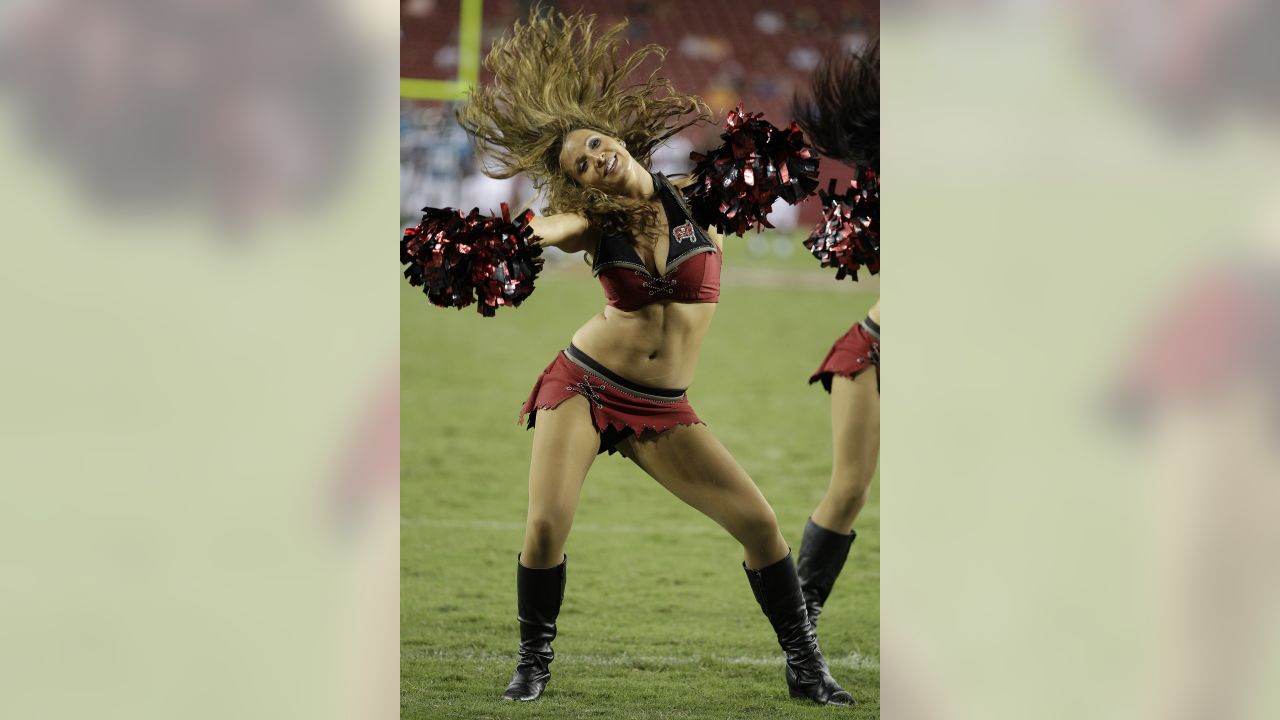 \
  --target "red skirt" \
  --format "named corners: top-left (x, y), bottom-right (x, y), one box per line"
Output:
top-left (518, 344), bottom-right (702, 455)
top-left (810, 317), bottom-right (880, 393)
